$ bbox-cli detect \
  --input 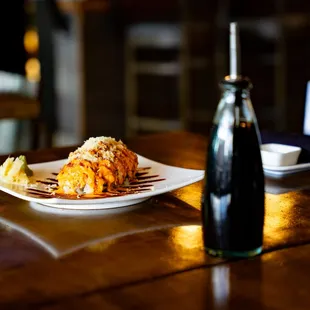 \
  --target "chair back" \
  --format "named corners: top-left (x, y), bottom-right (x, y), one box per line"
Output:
top-left (0, 71), bottom-right (38, 97)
